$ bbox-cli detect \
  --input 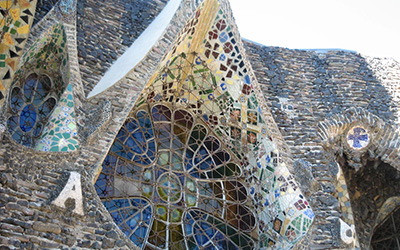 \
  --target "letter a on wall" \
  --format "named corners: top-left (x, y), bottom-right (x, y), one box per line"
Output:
top-left (52, 171), bottom-right (84, 215)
